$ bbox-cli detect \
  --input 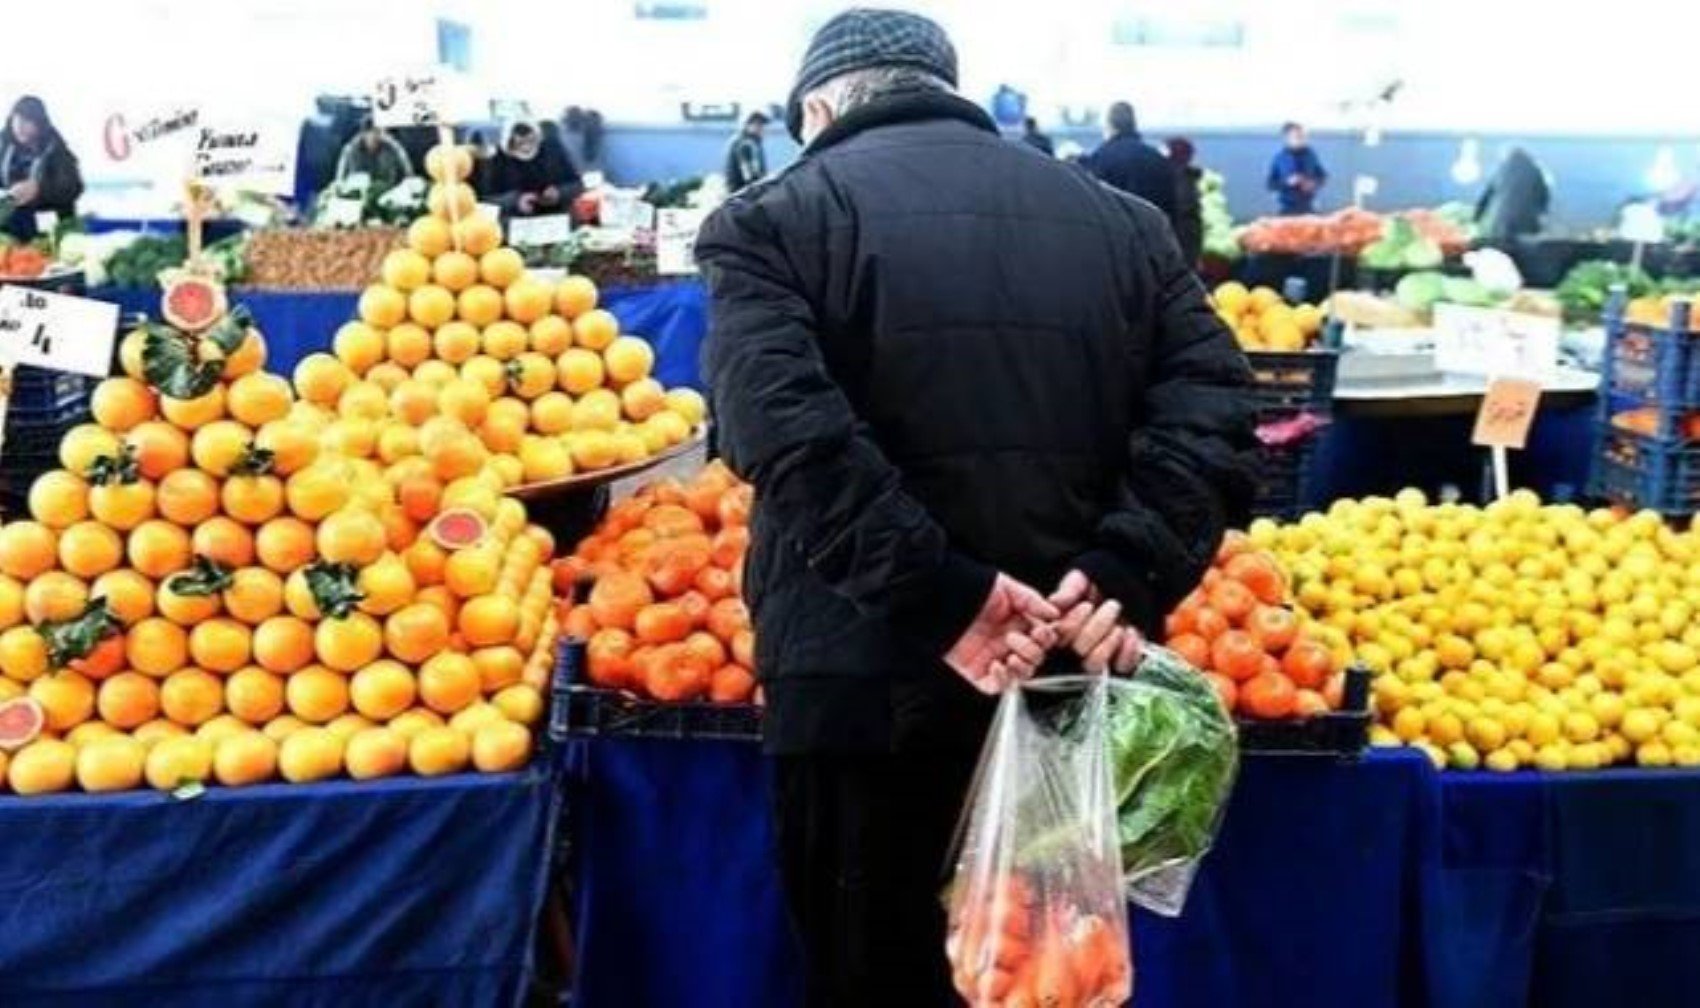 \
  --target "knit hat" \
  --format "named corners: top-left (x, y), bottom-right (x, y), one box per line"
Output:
top-left (786, 8), bottom-right (958, 141)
